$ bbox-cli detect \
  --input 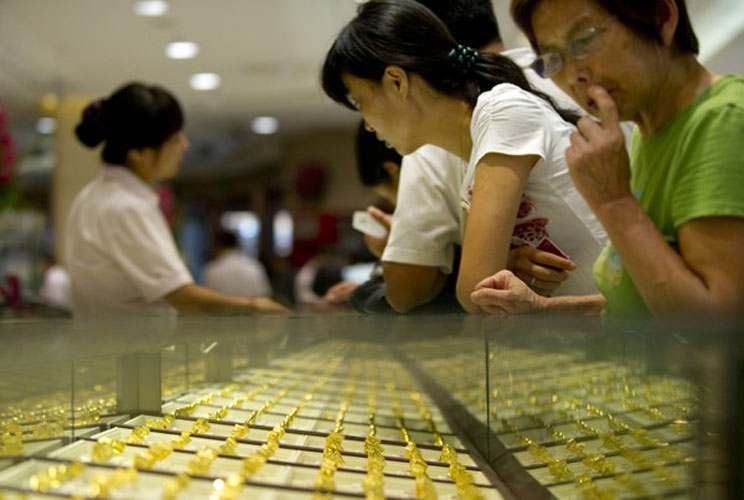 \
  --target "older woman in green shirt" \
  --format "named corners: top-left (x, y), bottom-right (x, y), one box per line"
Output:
top-left (471, 0), bottom-right (744, 319)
